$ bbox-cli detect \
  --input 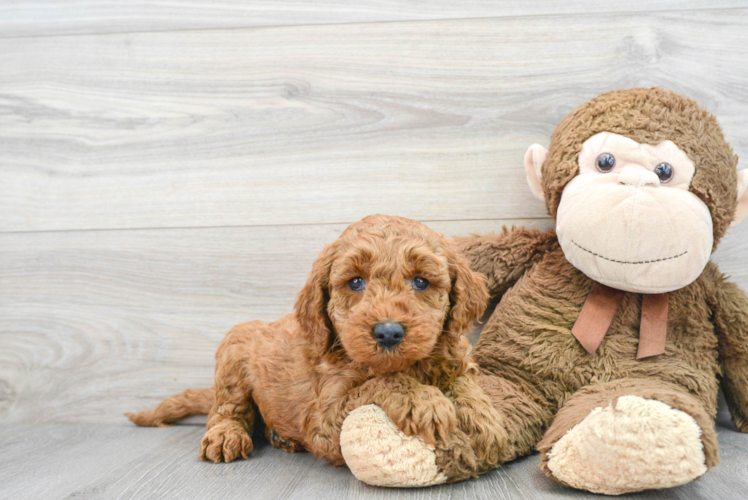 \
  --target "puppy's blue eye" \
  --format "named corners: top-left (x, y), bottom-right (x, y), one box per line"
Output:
top-left (348, 277), bottom-right (365, 291)
top-left (412, 277), bottom-right (429, 291)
